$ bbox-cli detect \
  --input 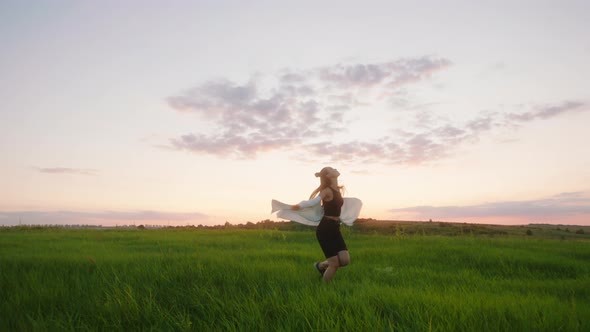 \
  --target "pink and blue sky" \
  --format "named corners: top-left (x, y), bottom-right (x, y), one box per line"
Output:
top-left (1, 0), bottom-right (589, 226)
